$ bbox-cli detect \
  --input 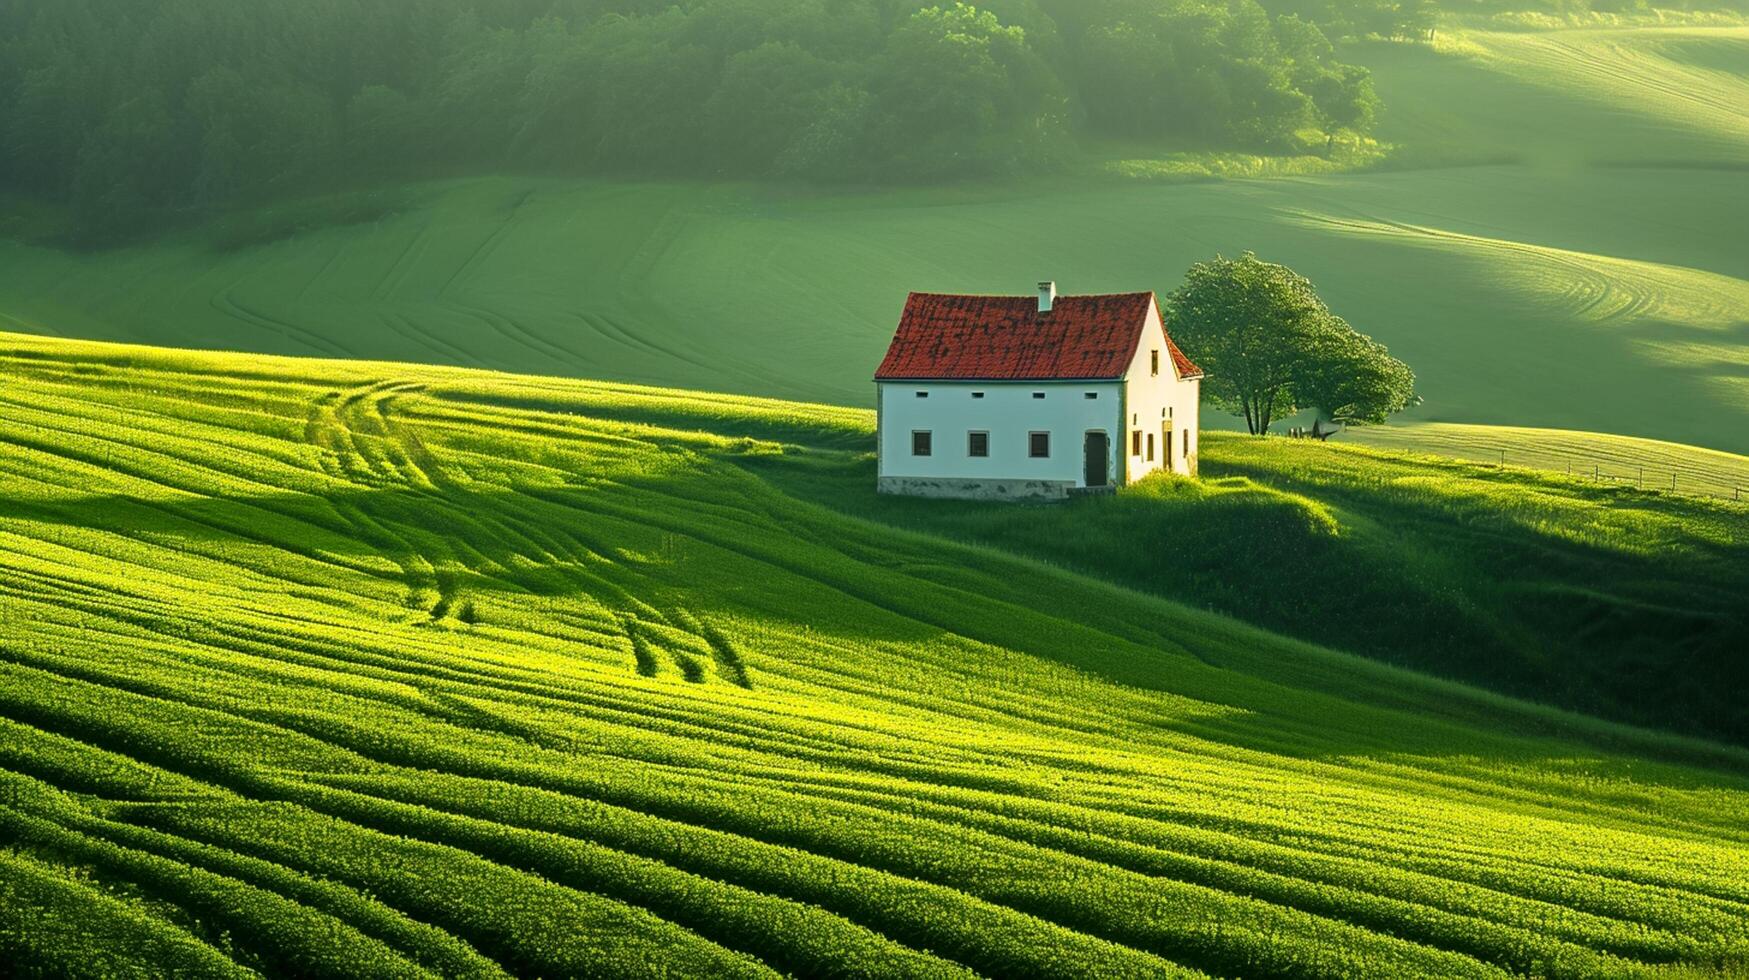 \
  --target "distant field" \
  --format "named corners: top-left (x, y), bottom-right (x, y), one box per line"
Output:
top-left (2, 27), bottom-right (1747, 454)
top-left (1442, 28), bottom-right (1749, 162)
top-left (1345, 422), bottom-right (1749, 498)
top-left (1358, 27), bottom-right (1749, 168)
top-left (5, 333), bottom-right (1749, 977)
